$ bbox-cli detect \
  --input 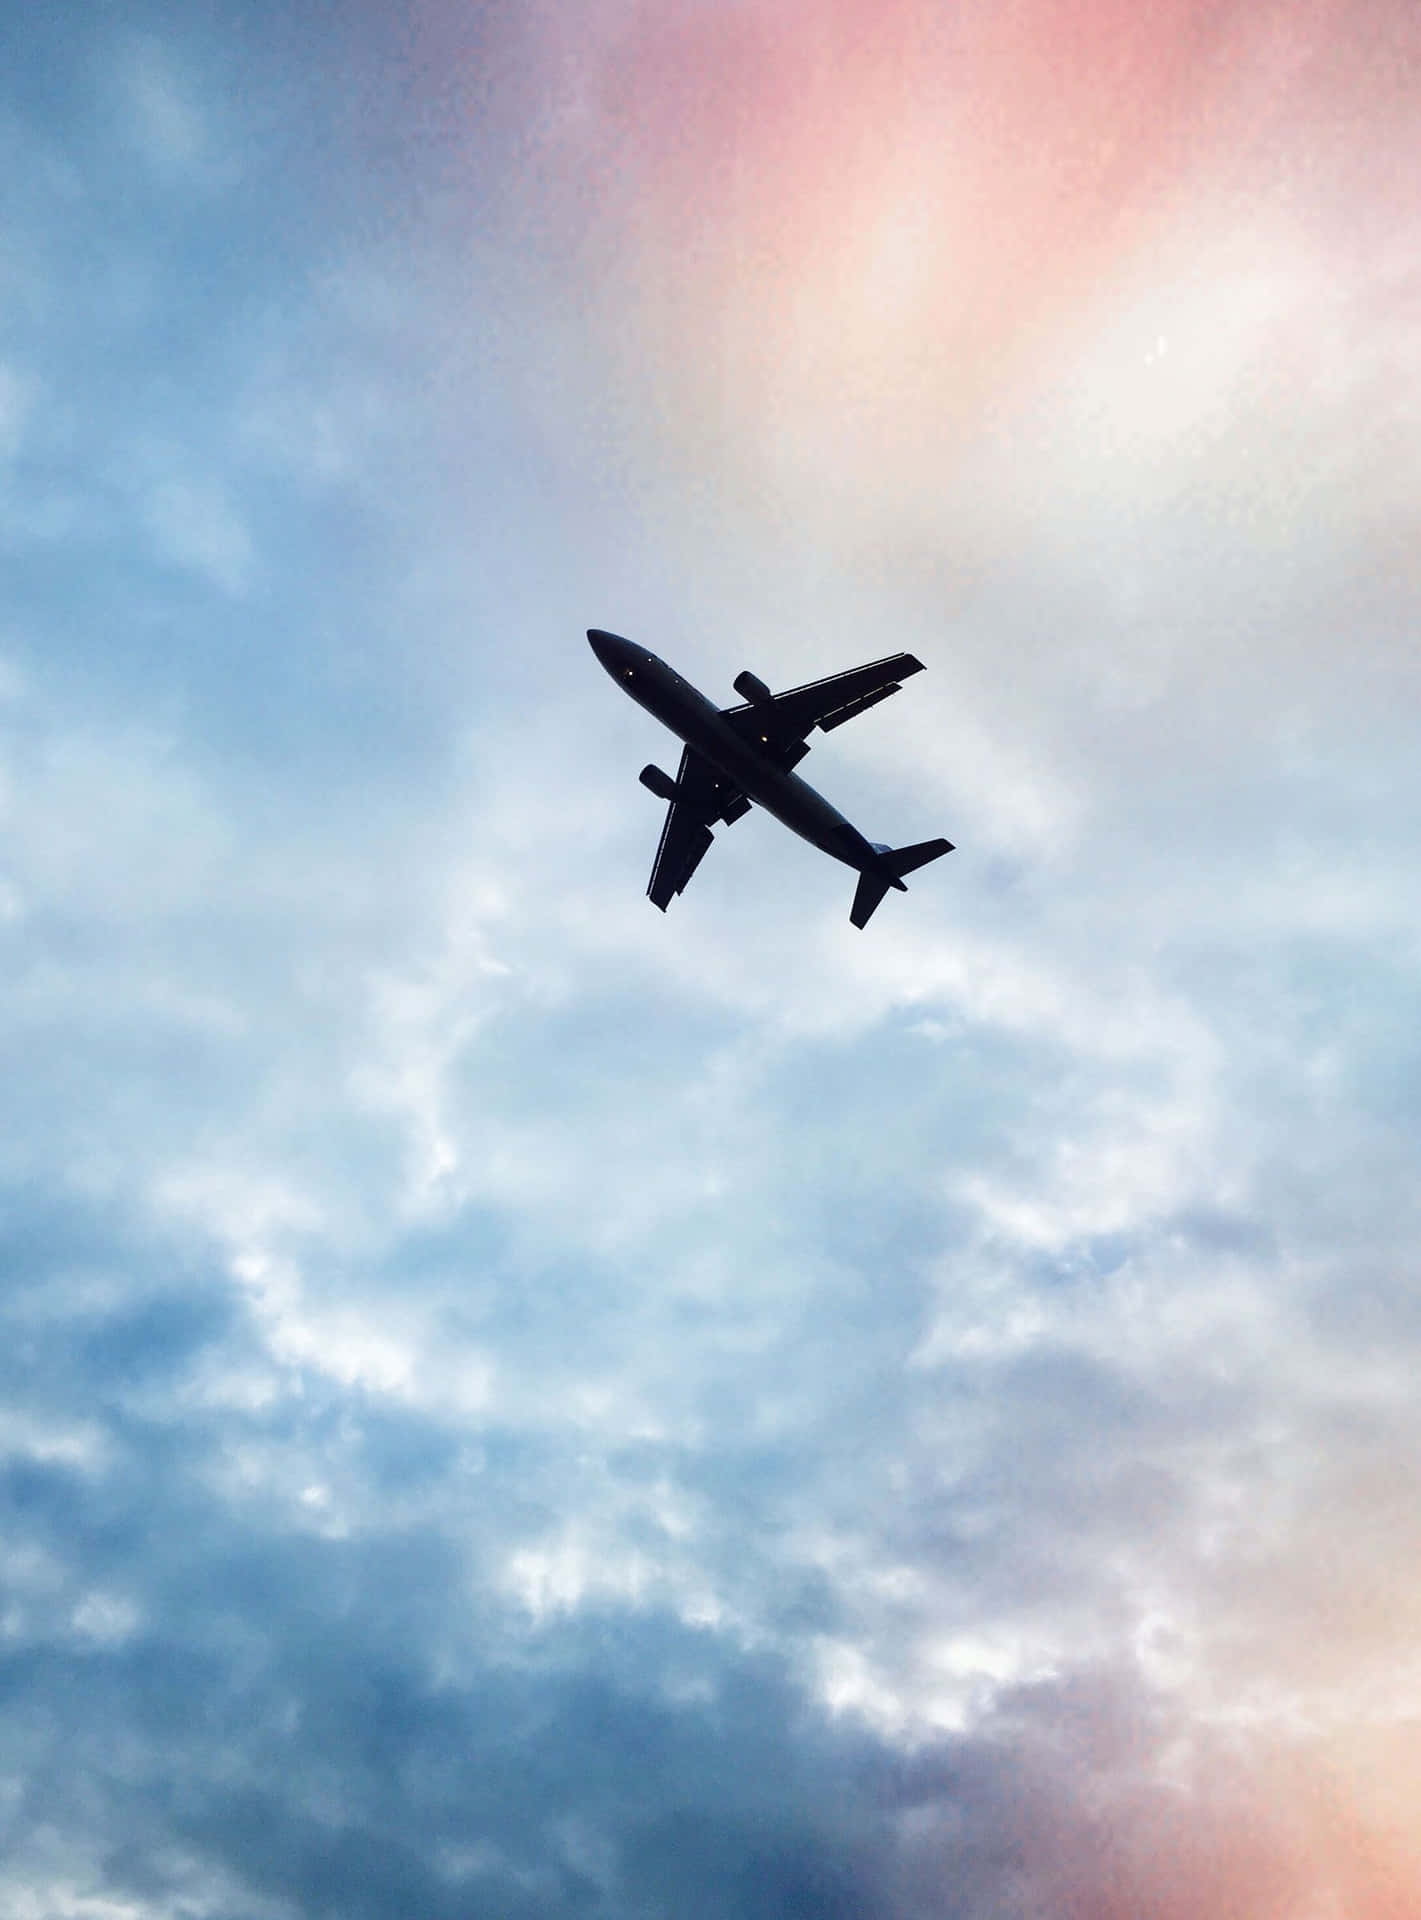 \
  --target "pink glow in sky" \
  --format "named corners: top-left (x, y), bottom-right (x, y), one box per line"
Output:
top-left (3, 2), bottom-right (1419, 1913)
top-left (517, 0), bottom-right (1412, 499)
